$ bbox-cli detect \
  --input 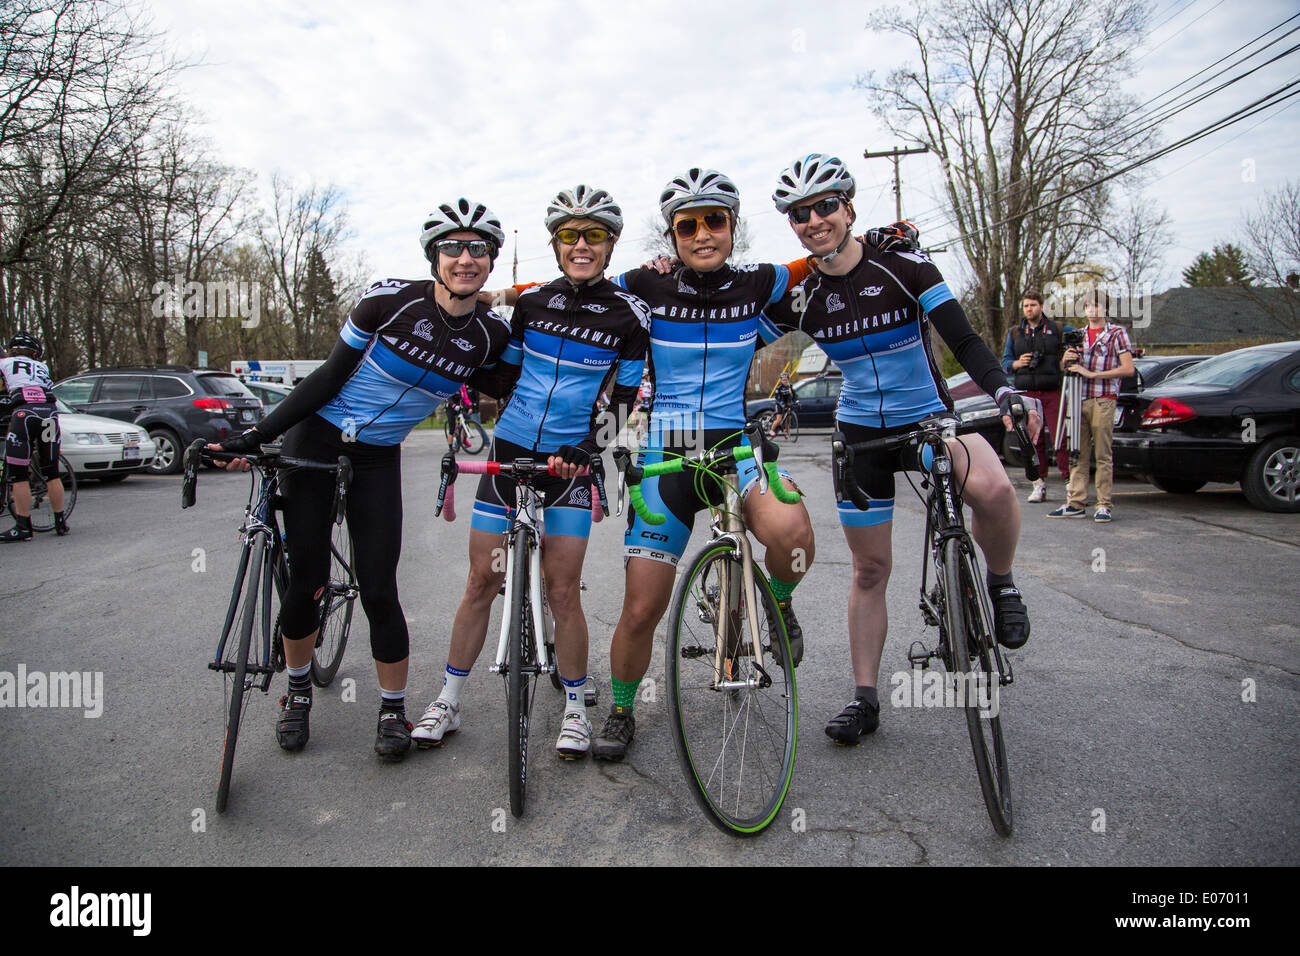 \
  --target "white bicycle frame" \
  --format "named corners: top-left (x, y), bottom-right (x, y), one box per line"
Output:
top-left (489, 480), bottom-right (554, 677)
